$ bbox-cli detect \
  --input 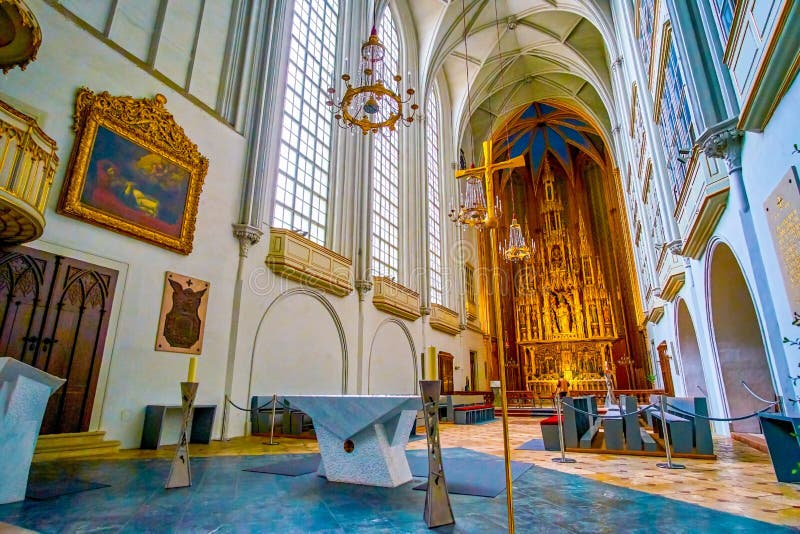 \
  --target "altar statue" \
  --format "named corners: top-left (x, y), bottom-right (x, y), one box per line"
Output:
top-left (604, 367), bottom-right (616, 407)
top-left (556, 298), bottom-right (572, 333)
